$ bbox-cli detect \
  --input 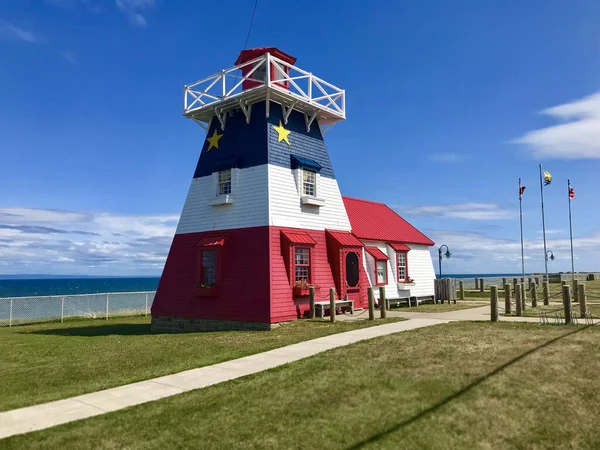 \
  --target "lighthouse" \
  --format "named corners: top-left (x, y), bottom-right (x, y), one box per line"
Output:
top-left (151, 48), bottom-right (436, 332)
